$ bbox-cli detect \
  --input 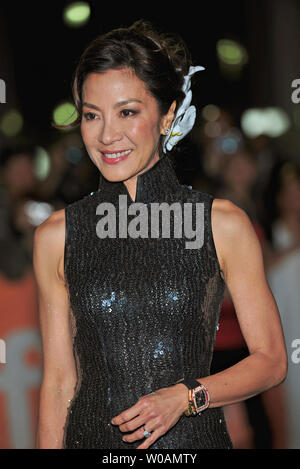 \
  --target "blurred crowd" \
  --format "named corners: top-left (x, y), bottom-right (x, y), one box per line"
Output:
top-left (0, 109), bottom-right (300, 448)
